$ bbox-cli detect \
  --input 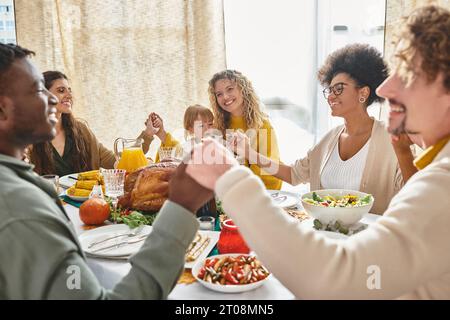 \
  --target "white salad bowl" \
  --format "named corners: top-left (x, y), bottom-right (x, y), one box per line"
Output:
top-left (301, 189), bottom-right (374, 226)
